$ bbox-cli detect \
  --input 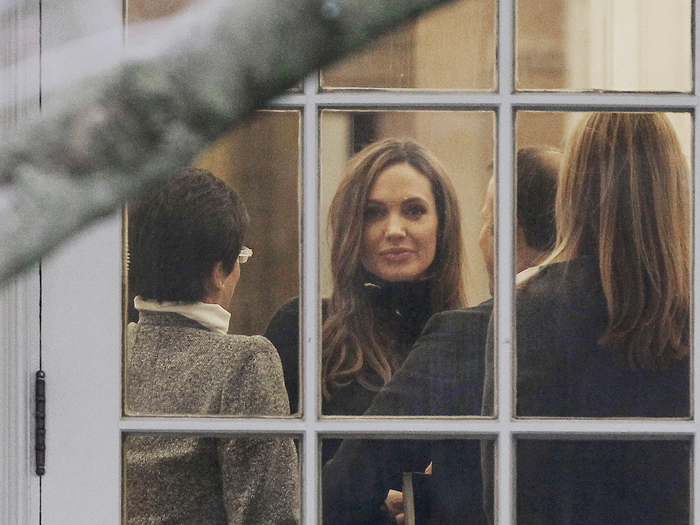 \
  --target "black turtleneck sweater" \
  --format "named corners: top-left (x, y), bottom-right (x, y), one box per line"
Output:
top-left (264, 274), bottom-right (433, 415)
top-left (263, 275), bottom-right (434, 460)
